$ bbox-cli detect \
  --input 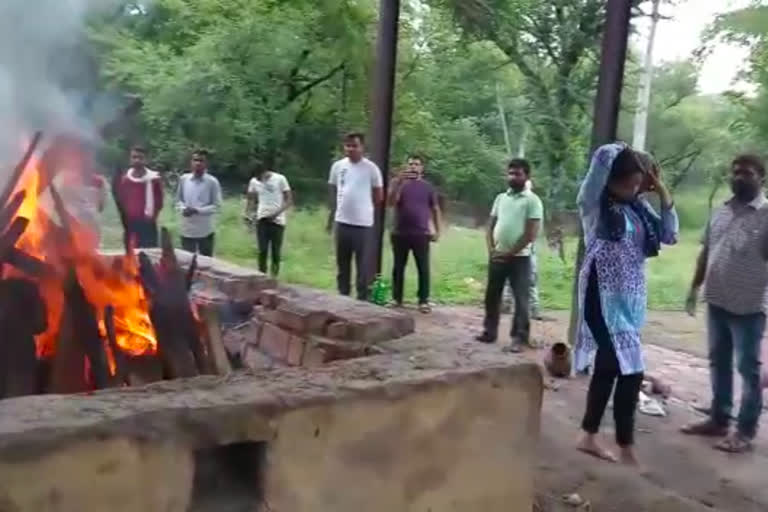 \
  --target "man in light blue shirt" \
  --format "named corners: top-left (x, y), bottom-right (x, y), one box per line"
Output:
top-left (176, 149), bottom-right (222, 256)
